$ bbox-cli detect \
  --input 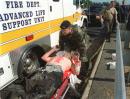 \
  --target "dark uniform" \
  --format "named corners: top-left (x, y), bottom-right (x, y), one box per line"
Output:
top-left (101, 5), bottom-right (113, 42)
top-left (126, 11), bottom-right (130, 30)
top-left (59, 27), bottom-right (88, 62)
top-left (124, 9), bottom-right (130, 49)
